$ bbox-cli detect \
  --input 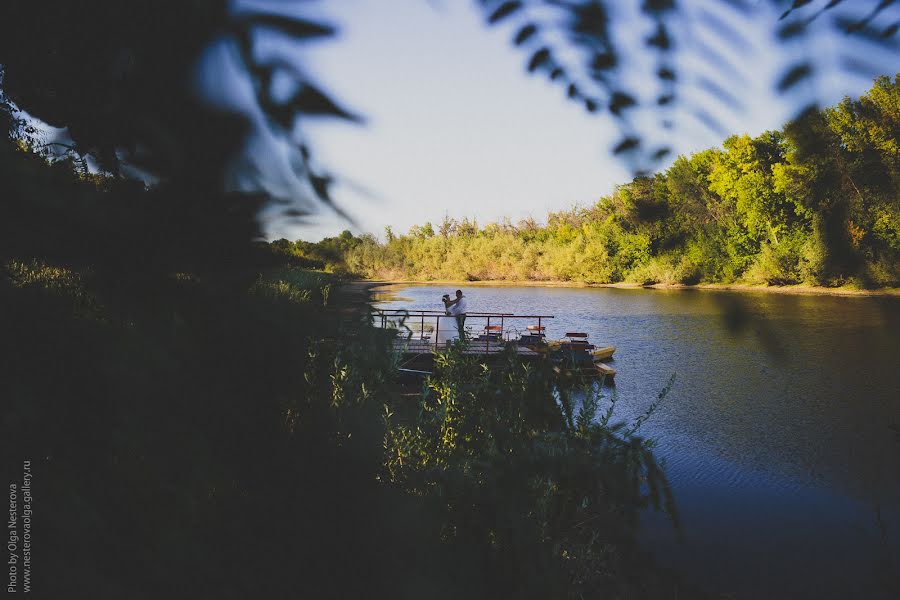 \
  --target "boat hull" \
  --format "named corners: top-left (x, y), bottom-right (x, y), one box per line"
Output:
top-left (591, 345), bottom-right (616, 361)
